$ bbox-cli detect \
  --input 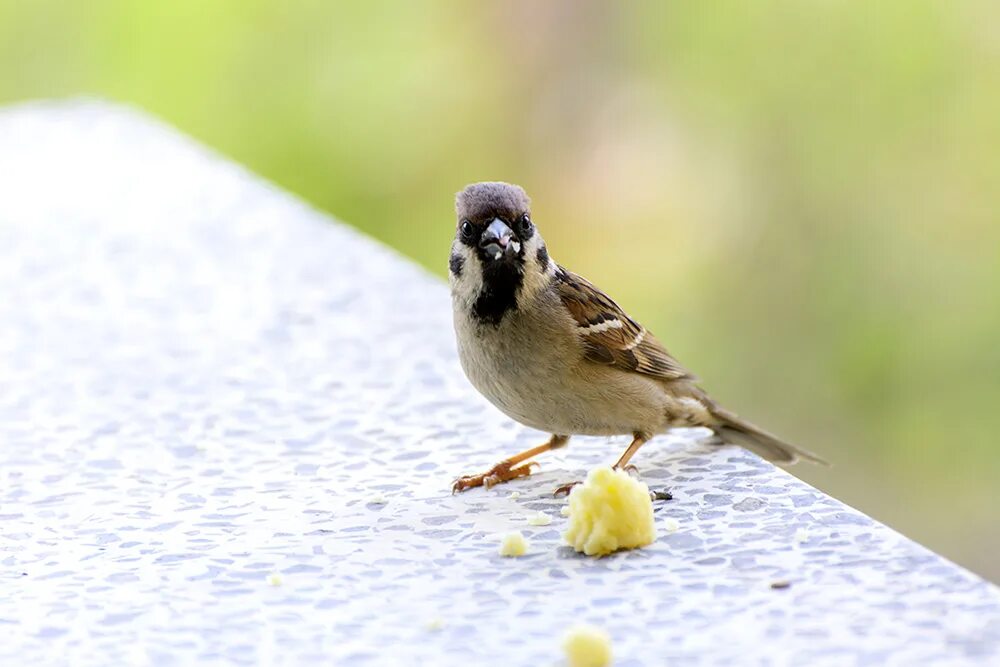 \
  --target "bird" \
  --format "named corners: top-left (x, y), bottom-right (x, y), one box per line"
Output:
top-left (448, 182), bottom-right (825, 494)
